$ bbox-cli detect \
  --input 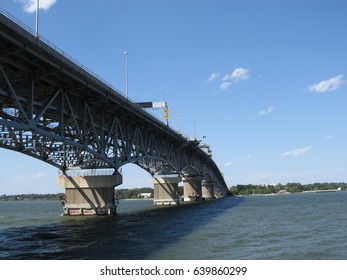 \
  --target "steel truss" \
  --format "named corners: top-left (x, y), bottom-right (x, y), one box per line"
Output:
top-left (0, 11), bottom-right (227, 191)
